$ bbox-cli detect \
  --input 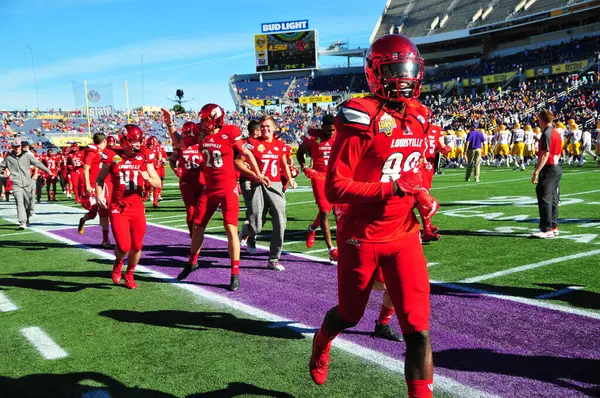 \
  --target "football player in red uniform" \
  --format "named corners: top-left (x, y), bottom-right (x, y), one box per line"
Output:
top-left (162, 105), bottom-right (268, 291)
top-left (309, 35), bottom-right (436, 398)
top-left (96, 125), bottom-right (161, 289)
top-left (175, 121), bottom-right (205, 237)
top-left (78, 133), bottom-right (112, 249)
top-left (146, 136), bottom-right (165, 207)
top-left (419, 124), bottom-right (446, 242)
top-left (42, 149), bottom-right (60, 201)
top-left (60, 146), bottom-right (71, 198)
top-left (67, 143), bottom-right (84, 203)
top-left (297, 114), bottom-right (338, 263)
